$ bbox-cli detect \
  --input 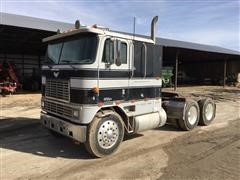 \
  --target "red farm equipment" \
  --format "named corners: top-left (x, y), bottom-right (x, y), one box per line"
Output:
top-left (0, 61), bottom-right (21, 95)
